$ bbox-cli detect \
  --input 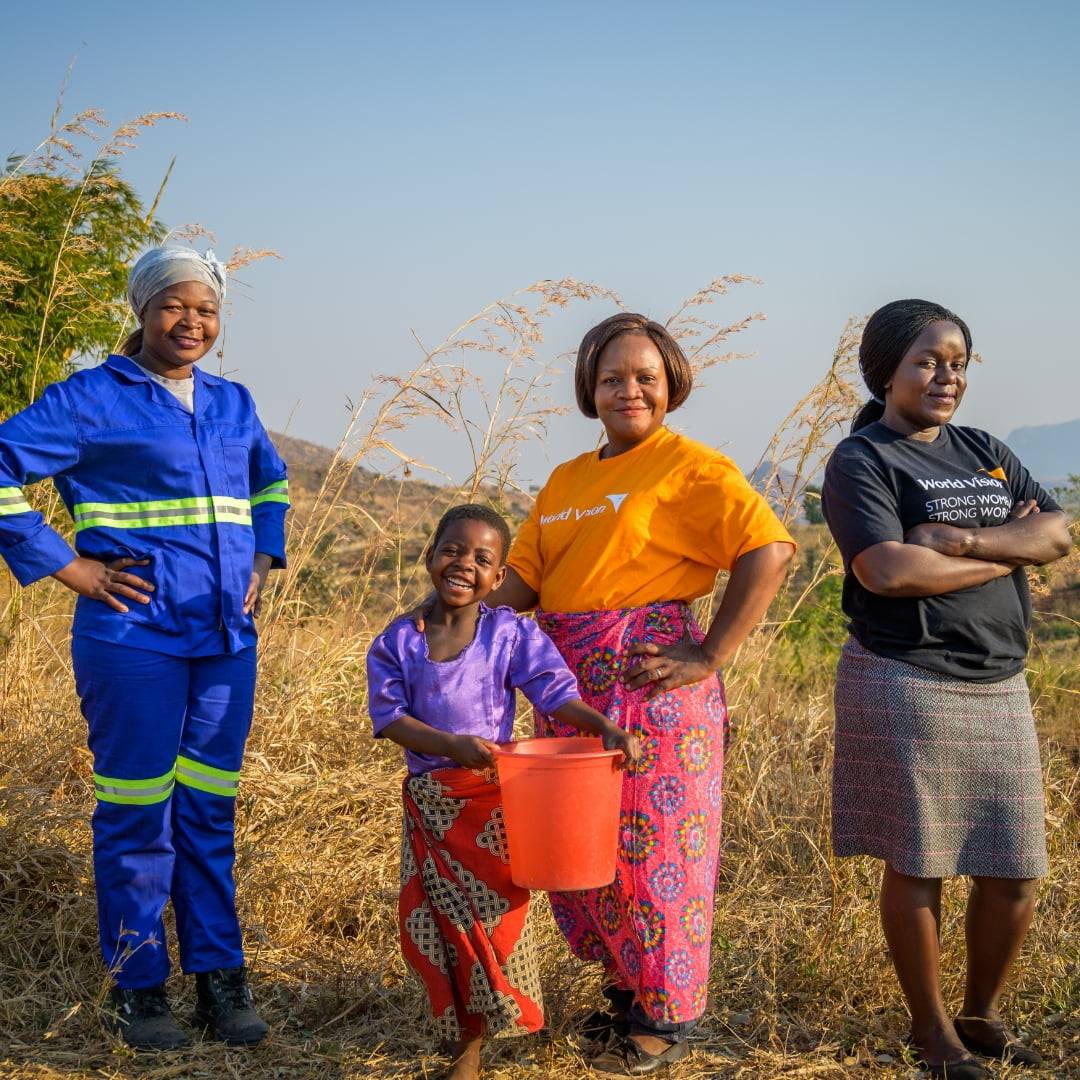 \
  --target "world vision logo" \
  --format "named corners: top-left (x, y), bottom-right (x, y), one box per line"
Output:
top-left (539, 493), bottom-right (629, 525)
top-left (979, 466), bottom-right (1008, 482)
